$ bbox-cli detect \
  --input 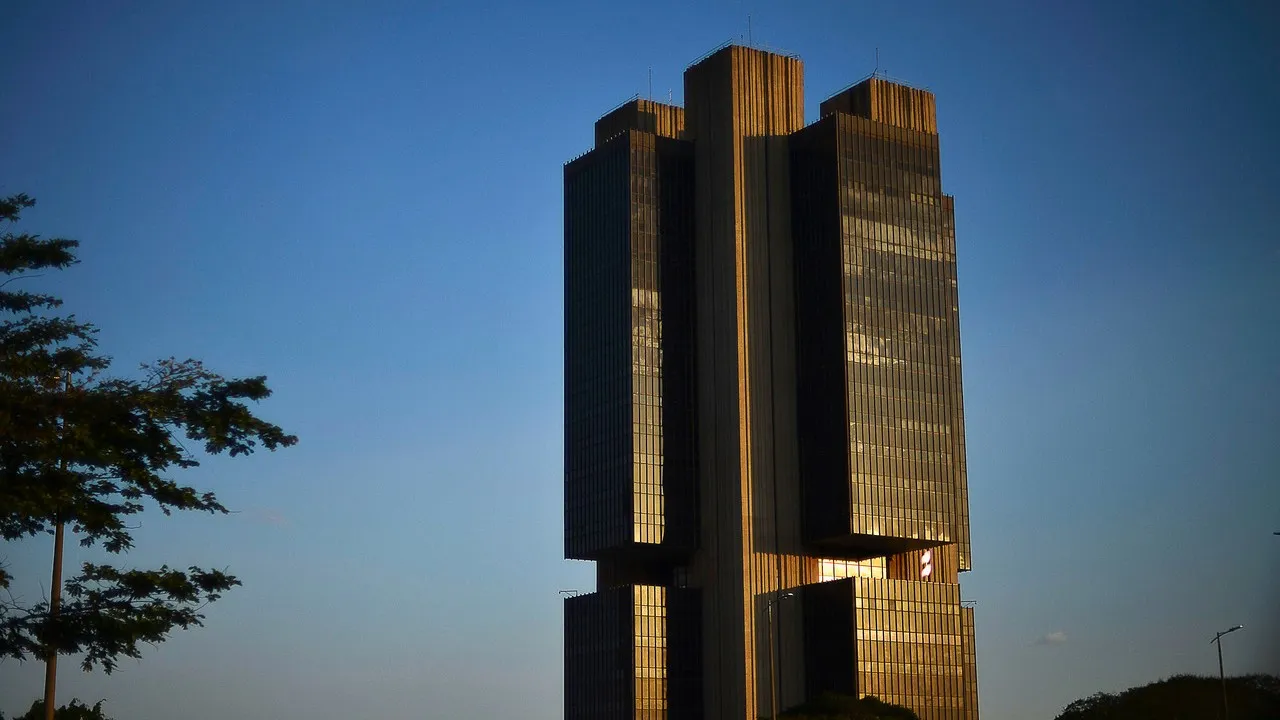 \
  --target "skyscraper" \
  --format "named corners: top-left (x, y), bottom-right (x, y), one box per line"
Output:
top-left (564, 44), bottom-right (978, 720)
